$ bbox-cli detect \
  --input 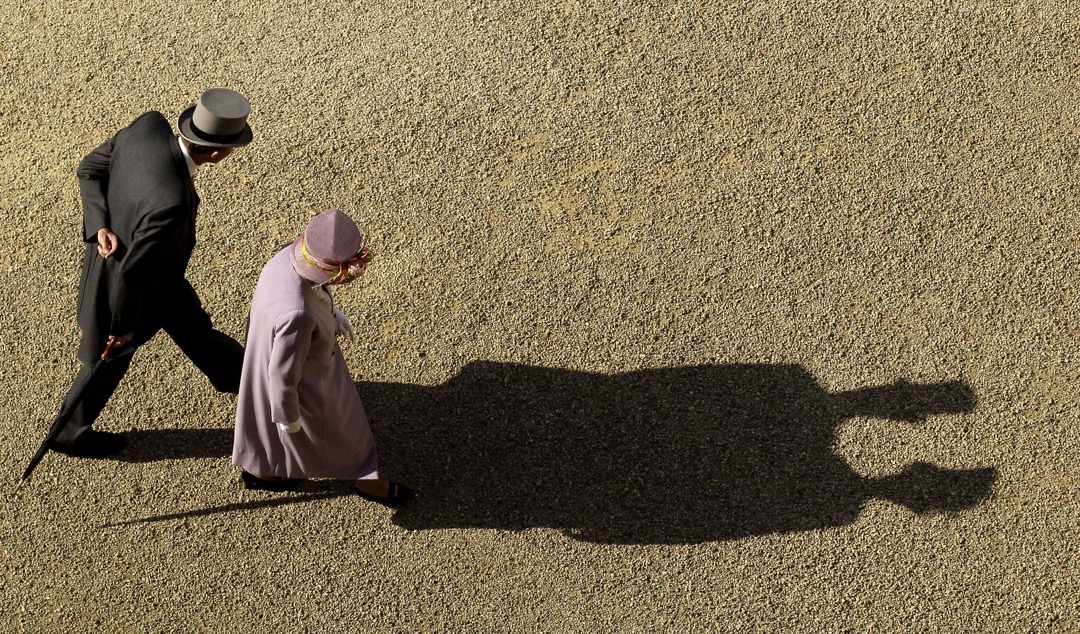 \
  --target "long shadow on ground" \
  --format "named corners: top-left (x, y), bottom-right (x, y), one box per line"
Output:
top-left (105, 362), bottom-right (996, 543)
top-left (115, 428), bottom-right (233, 462)
top-left (363, 362), bottom-right (997, 545)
